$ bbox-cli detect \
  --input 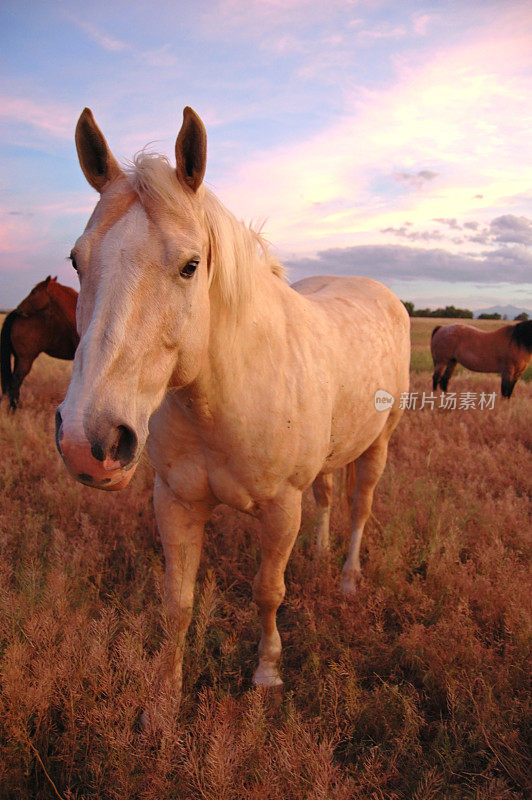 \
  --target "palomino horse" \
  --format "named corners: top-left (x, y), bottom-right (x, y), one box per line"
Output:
top-left (56, 107), bottom-right (410, 701)
top-left (1, 276), bottom-right (78, 411)
top-left (431, 321), bottom-right (532, 397)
